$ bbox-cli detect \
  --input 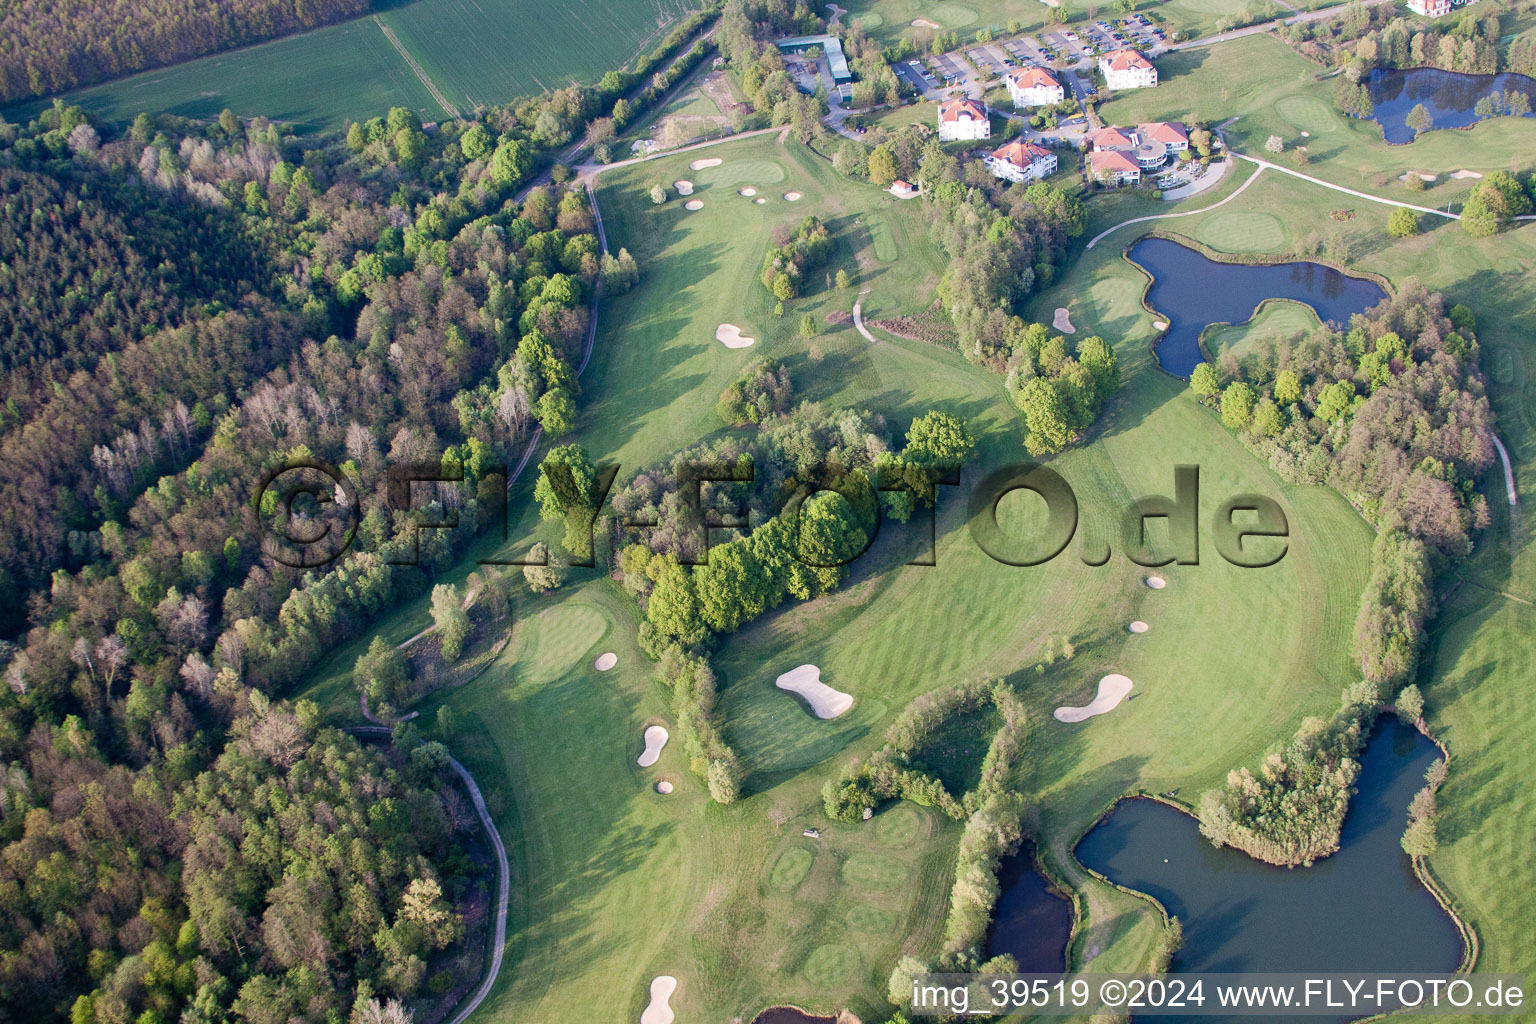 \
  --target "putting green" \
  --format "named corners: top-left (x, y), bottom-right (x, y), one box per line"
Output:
top-left (866, 215), bottom-right (899, 262)
top-left (842, 852), bottom-right (905, 890)
top-left (801, 944), bottom-right (860, 987)
top-left (930, 2), bottom-right (978, 27)
top-left (1204, 299), bottom-right (1321, 360)
top-left (696, 158), bottom-right (787, 188)
top-left (1194, 210), bottom-right (1288, 254)
top-left (855, 11), bottom-right (884, 29)
top-left (874, 803), bottom-right (924, 847)
top-left (769, 845), bottom-right (815, 890)
top-left (1275, 95), bottom-right (1340, 134)
top-left (528, 602), bottom-right (609, 680)
top-left (846, 904), bottom-right (898, 933)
